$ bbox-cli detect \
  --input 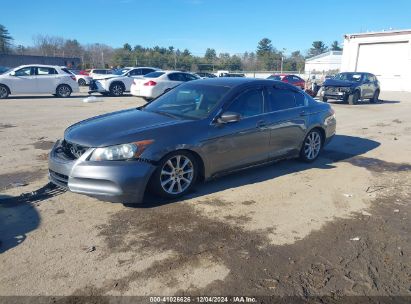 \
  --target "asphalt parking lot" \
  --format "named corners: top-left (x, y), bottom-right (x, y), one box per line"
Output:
top-left (0, 88), bottom-right (410, 297)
